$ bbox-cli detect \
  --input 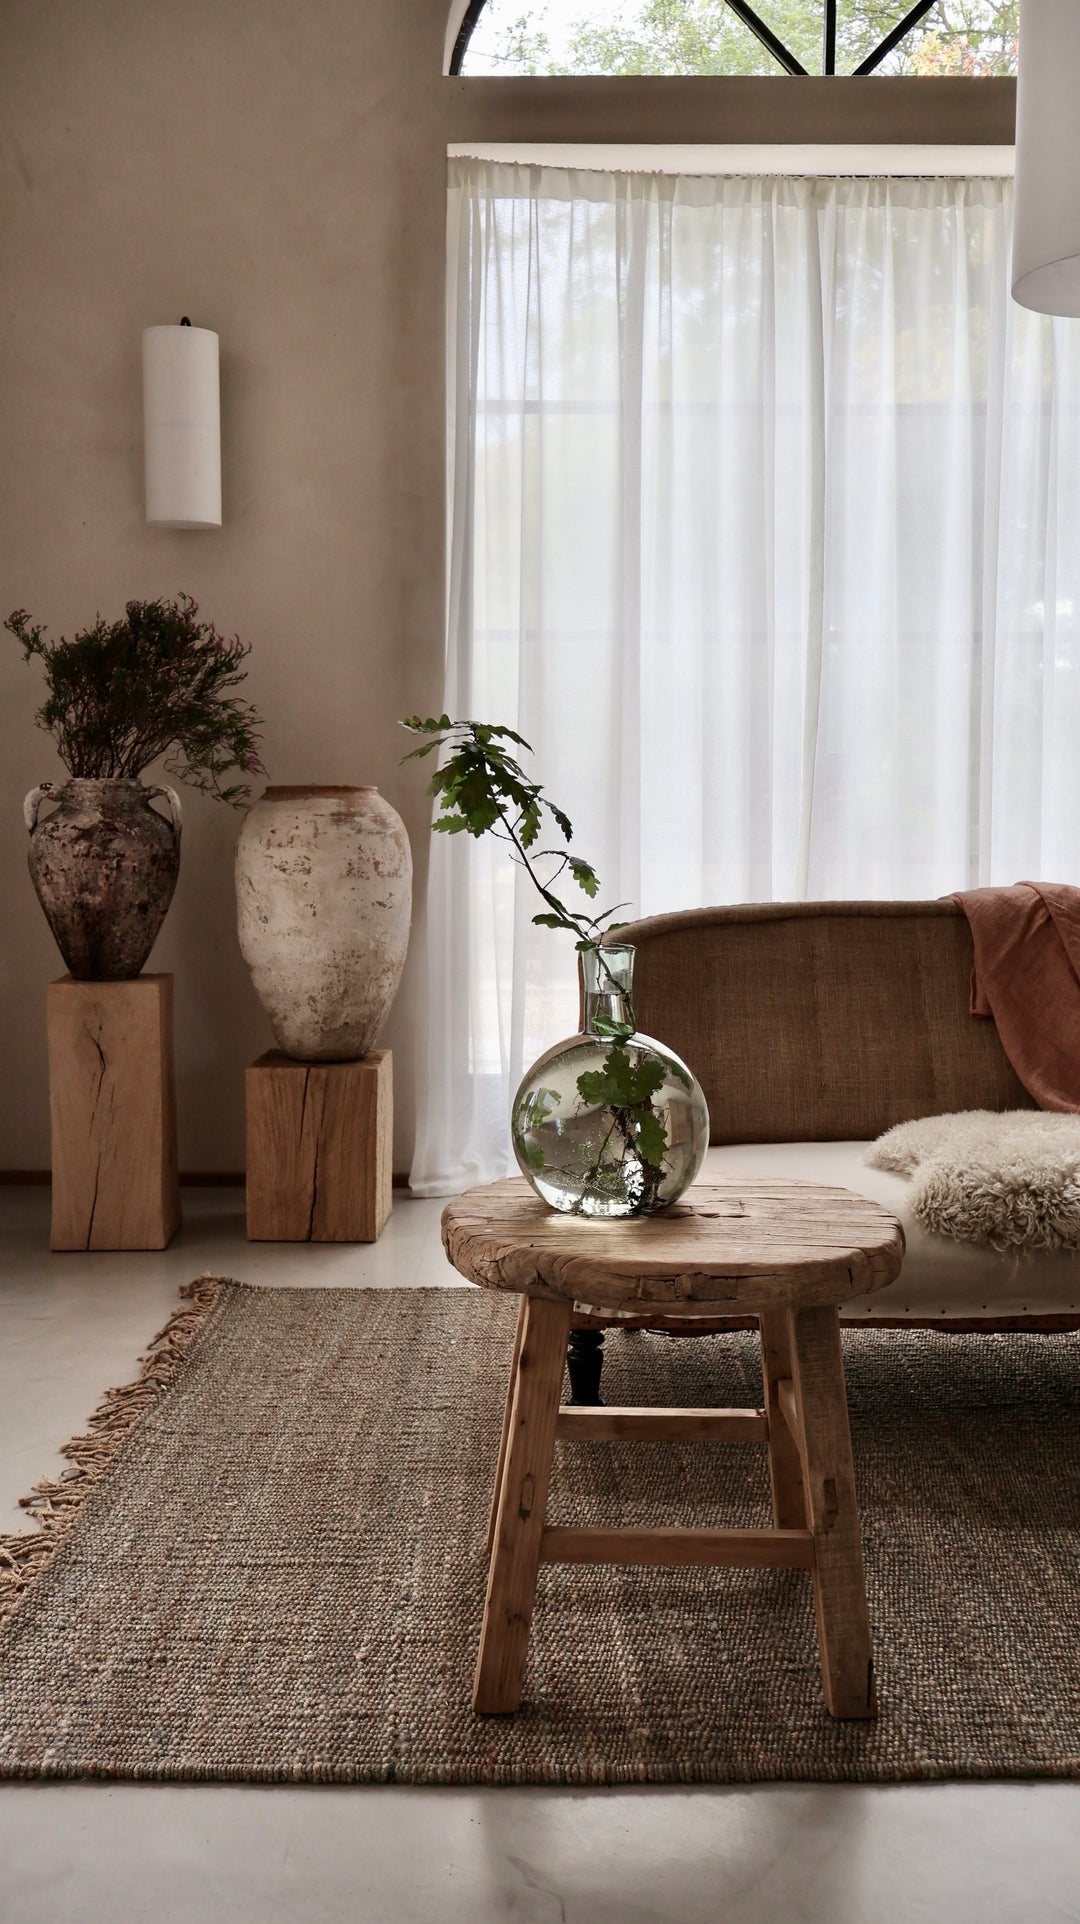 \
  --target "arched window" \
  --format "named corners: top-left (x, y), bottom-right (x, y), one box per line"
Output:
top-left (450, 1), bottom-right (1019, 79)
